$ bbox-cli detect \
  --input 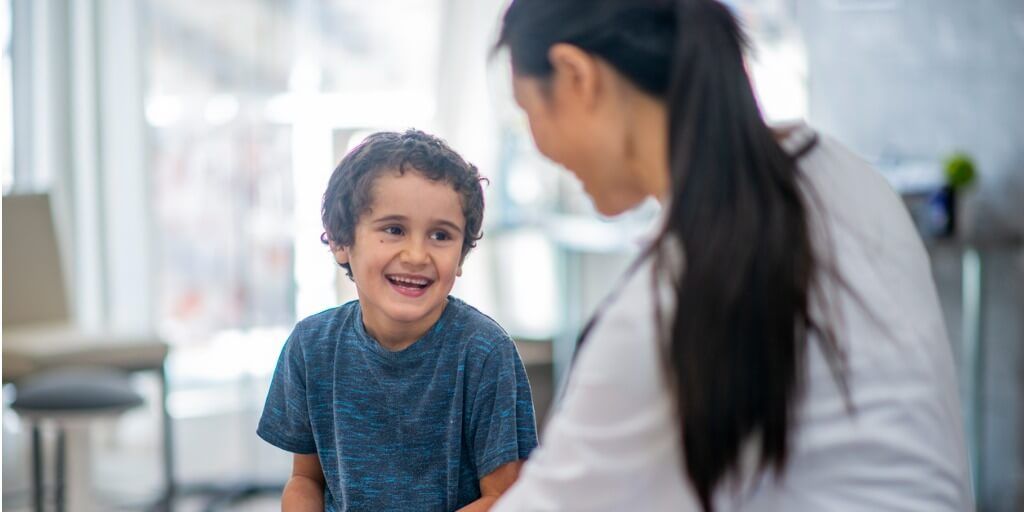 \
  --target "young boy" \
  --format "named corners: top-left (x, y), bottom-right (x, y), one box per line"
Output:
top-left (258, 130), bottom-right (538, 511)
